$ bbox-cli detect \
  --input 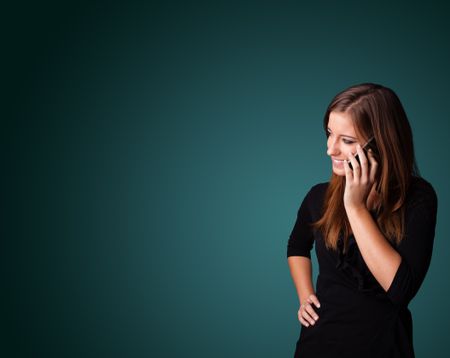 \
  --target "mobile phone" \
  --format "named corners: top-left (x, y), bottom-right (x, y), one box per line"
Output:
top-left (348, 136), bottom-right (376, 170)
